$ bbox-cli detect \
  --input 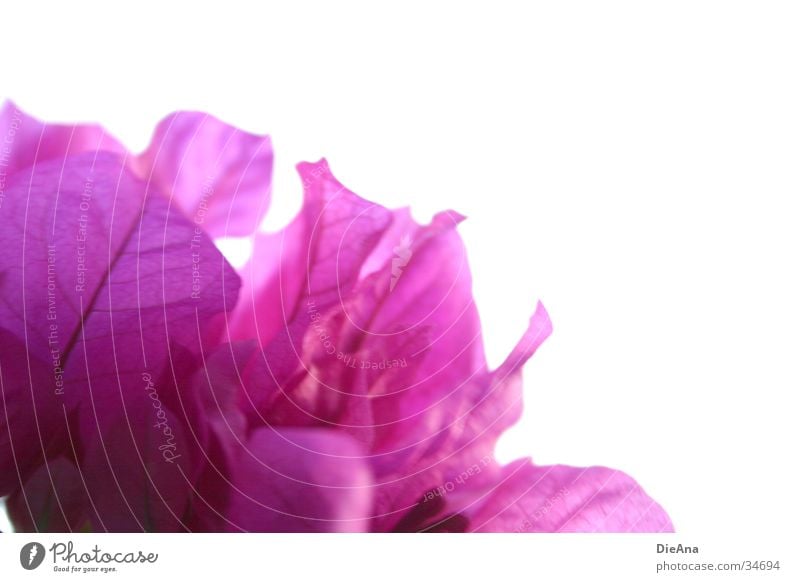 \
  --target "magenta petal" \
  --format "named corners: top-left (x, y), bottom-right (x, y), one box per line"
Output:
top-left (179, 342), bottom-right (255, 532)
top-left (369, 303), bottom-right (552, 530)
top-left (0, 330), bottom-right (61, 496)
top-left (468, 460), bottom-right (673, 533)
top-left (230, 160), bottom-right (393, 422)
top-left (0, 102), bottom-right (126, 179)
top-left (79, 396), bottom-right (195, 532)
top-left (362, 211), bottom-right (489, 434)
top-left (293, 159), bottom-right (393, 310)
top-left (0, 153), bottom-right (146, 363)
top-left (136, 112), bottom-right (273, 238)
top-left (0, 151), bottom-right (240, 531)
top-left (7, 457), bottom-right (94, 532)
top-left (225, 427), bottom-right (373, 532)
top-left (229, 159), bottom-right (392, 346)
top-left (450, 301), bottom-right (554, 454)
top-left (226, 221), bottom-right (306, 348)
top-left (227, 161), bottom-right (557, 530)
top-left (67, 184), bottom-right (240, 531)
top-left (0, 106), bottom-right (674, 533)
